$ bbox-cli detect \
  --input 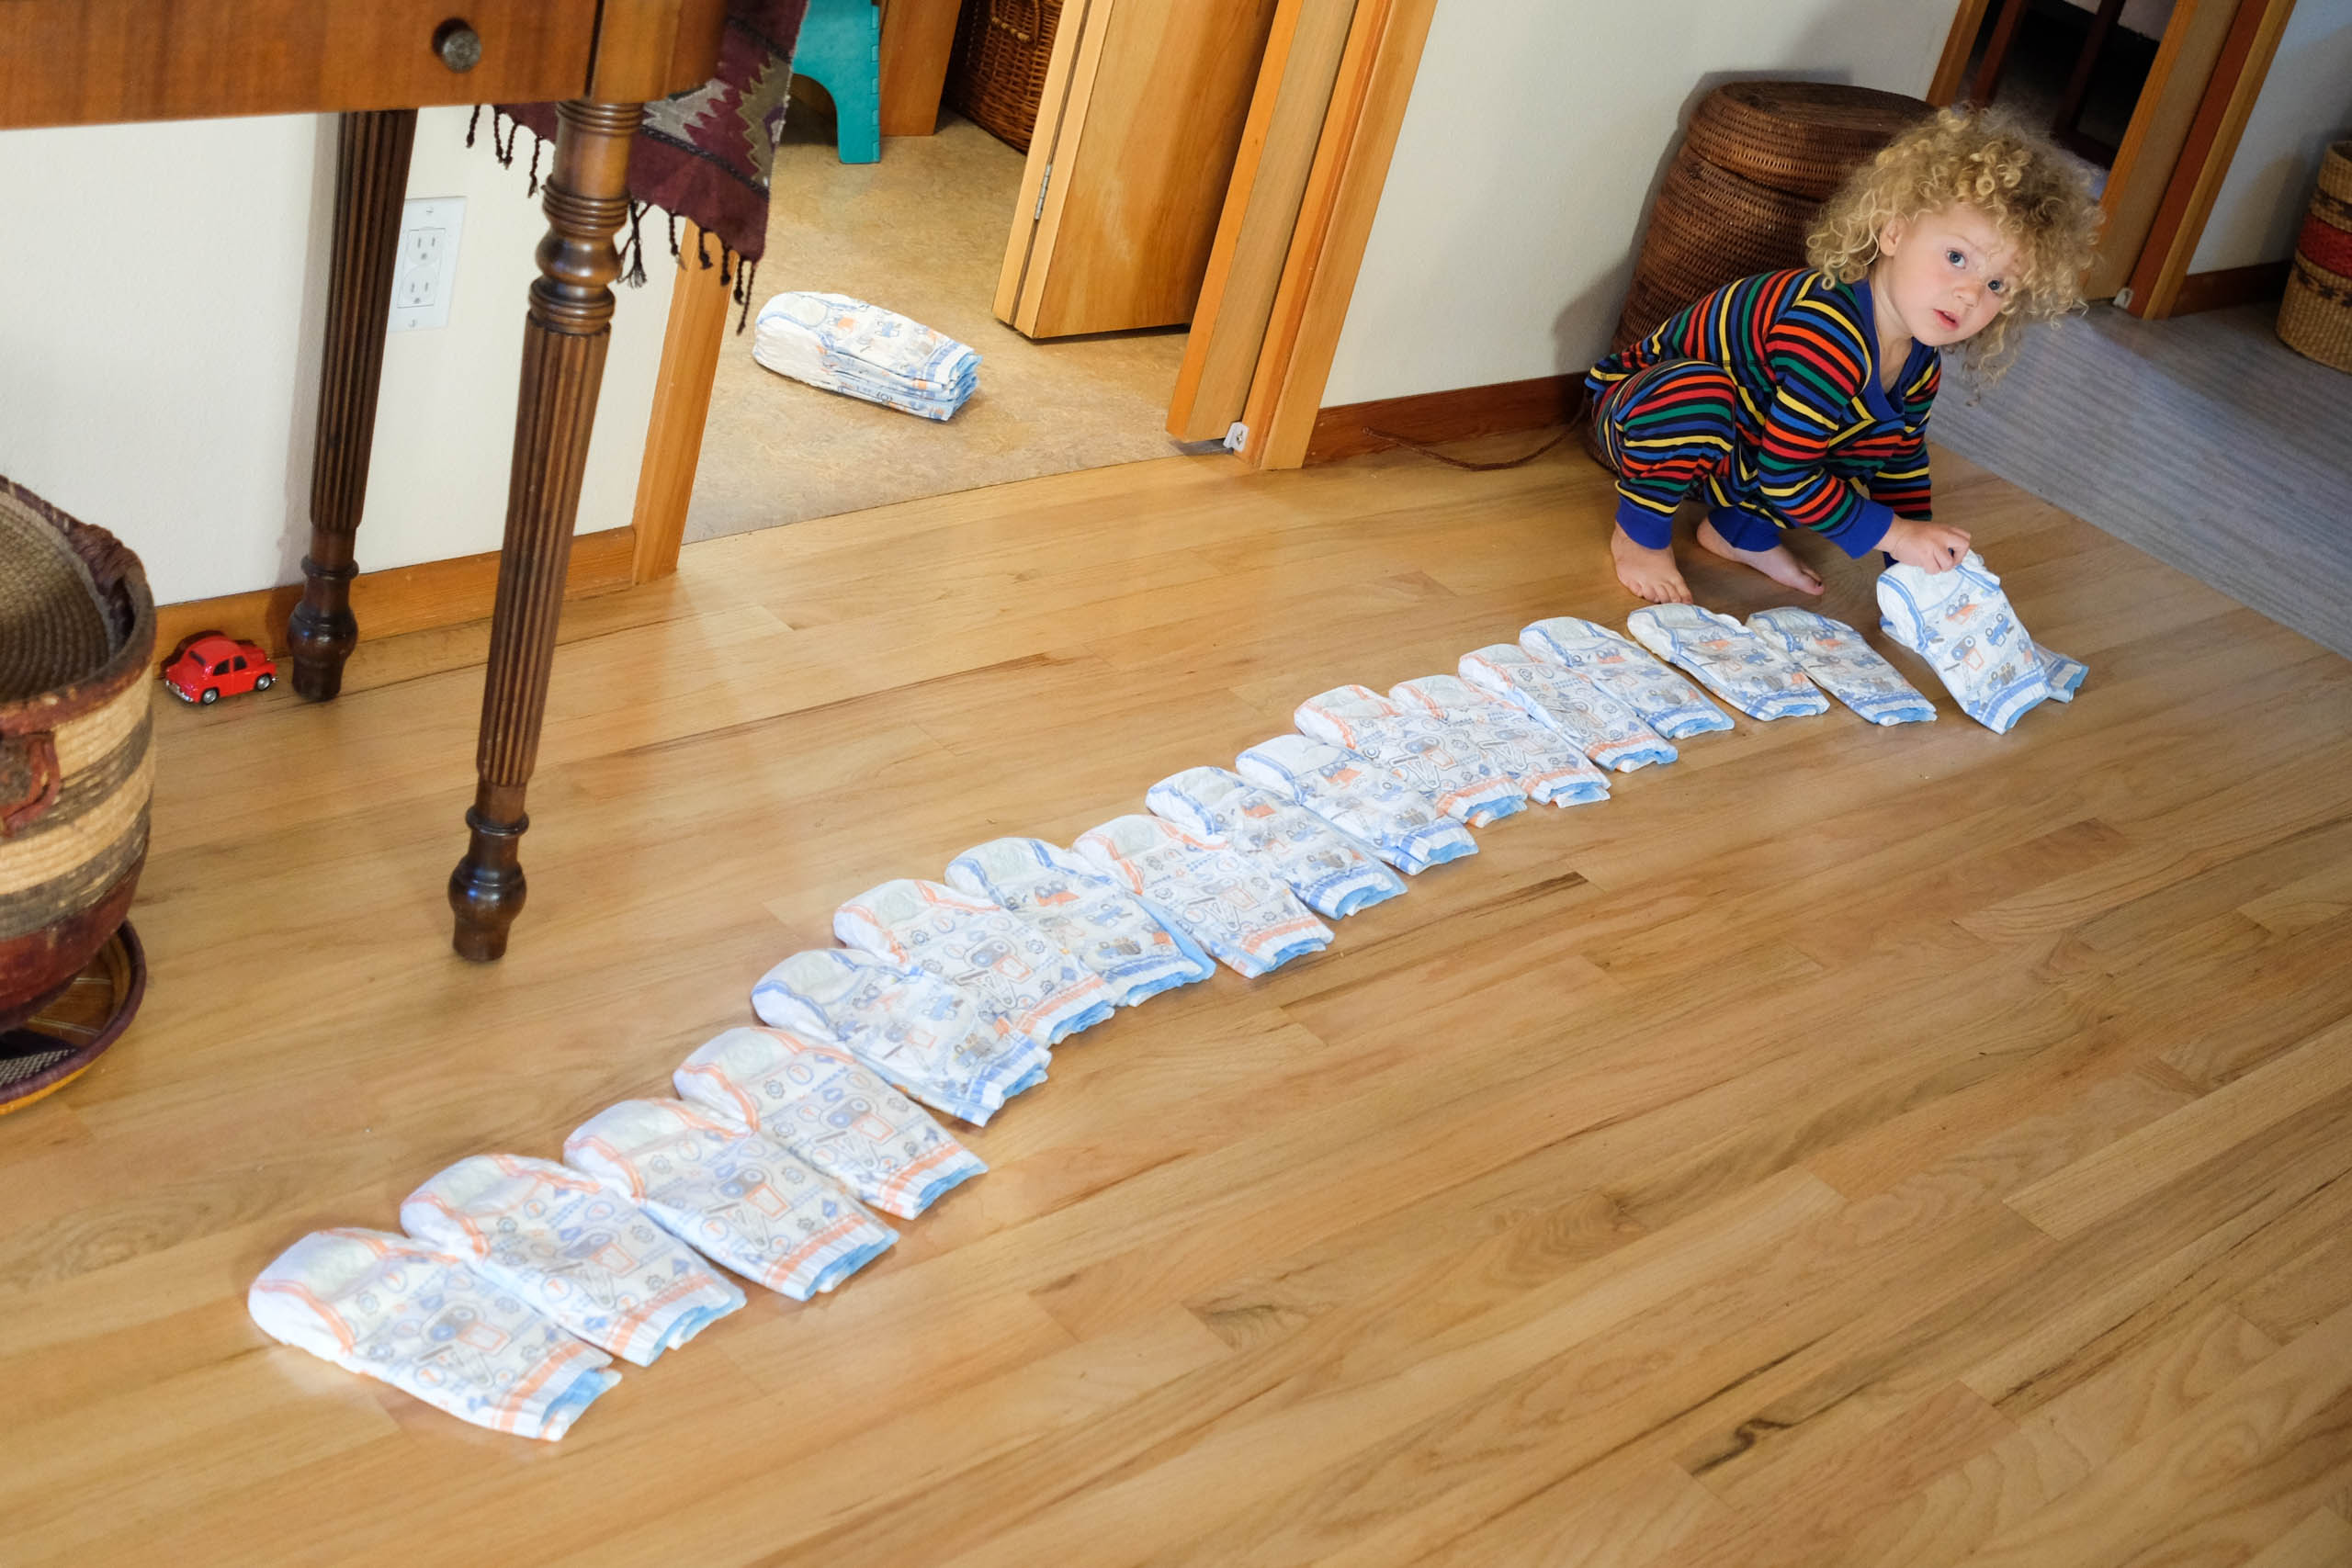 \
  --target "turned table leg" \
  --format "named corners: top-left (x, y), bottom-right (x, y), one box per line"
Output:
top-left (292, 108), bottom-right (417, 701)
top-left (448, 99), bottom-right (643, 962)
